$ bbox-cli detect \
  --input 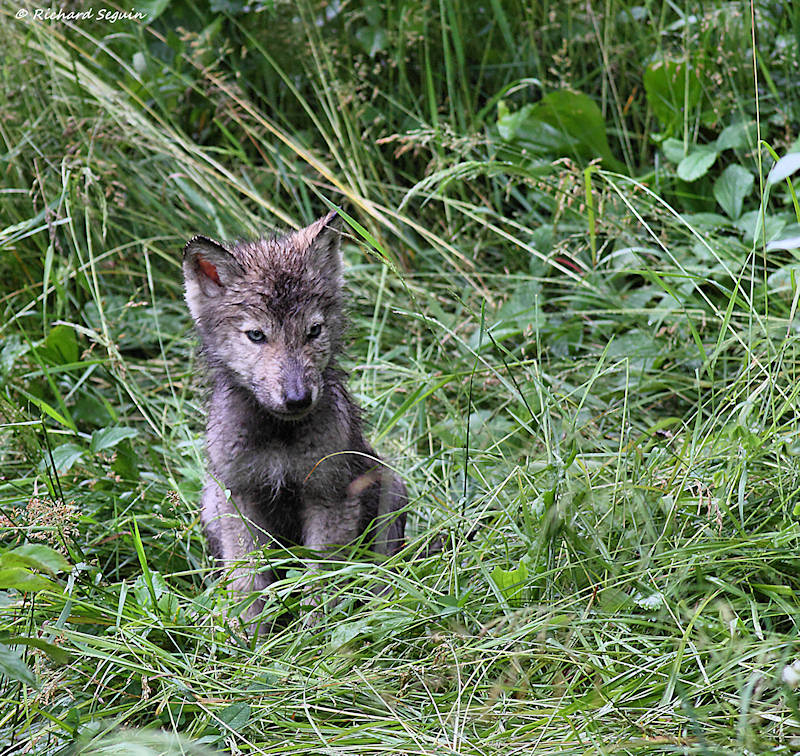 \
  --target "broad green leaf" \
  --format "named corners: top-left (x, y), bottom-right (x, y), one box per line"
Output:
top-left (38, 324), bottom-right (78, 366)
top-left (1, 336), bottom-right (29, 378)
top-left (530, 91), bottom-right (616, 164)
top-left (683, 212), bottom-right (732, 230)
top-left (499, 106), bottom-right (574, 154)
top-left (767, 264), bottom-right (800, 292)
top-left (218, 702), bottom-right (251, 731)
top-left (90, 426), bottom-right (139, 453)
top-left (714, 164), bottom-right (754, 219)
top-left (72, 394), bottom-right (113, 427)
top-left (607, 330), bottom-right (662, 360)
top-left (65, 731), bottom-right (218, 754)
top-left (0, 645), bottom-right (37, 687)
top-left (633, 591), bottom-right (665, 611)
top-left (133, 571), bottom-right (166, 608)
top-left (491, 559), bottom-right (529, 604)
top-left (736, 210), bottom-right (788, 244)
top-left (497, 91), bottom-right (621, 168)
top-left (112, 439), bottom-right (139, 480)
top-left (717, 121), bottom-right (756, 151)
top-left (45, 443), bottom-right (85, 473)
top-left (644, 57), bottom-right (702, 131)
top-left (677, 148), bottom-right (718, 182)
top-left (0, 567), bottom-right (55, 592)
top-left (2, 544), bottom-right (71, 575)
top-left (0, 637), bottom-right (69, 665)
top-left (330, 618), bottom-right (370, 649)
top-left (437, 595), bottom-right (467, 616)
top-left (661, 138), bottom-right (686, 164)
top-left (598, 586), bottom-right (630, 611)
top-left (355, 26), bottom-right (387, 58)
top-left (476, 280), bottom-right (543, 347)
top-left (768, 153), bottom-right (800, 185)
top-left (137, 0), bottom-right (171, 22)
top-left (157, 591), bottom-right (180, 622)
top-left (766, 234), bottom-right (800, 252)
